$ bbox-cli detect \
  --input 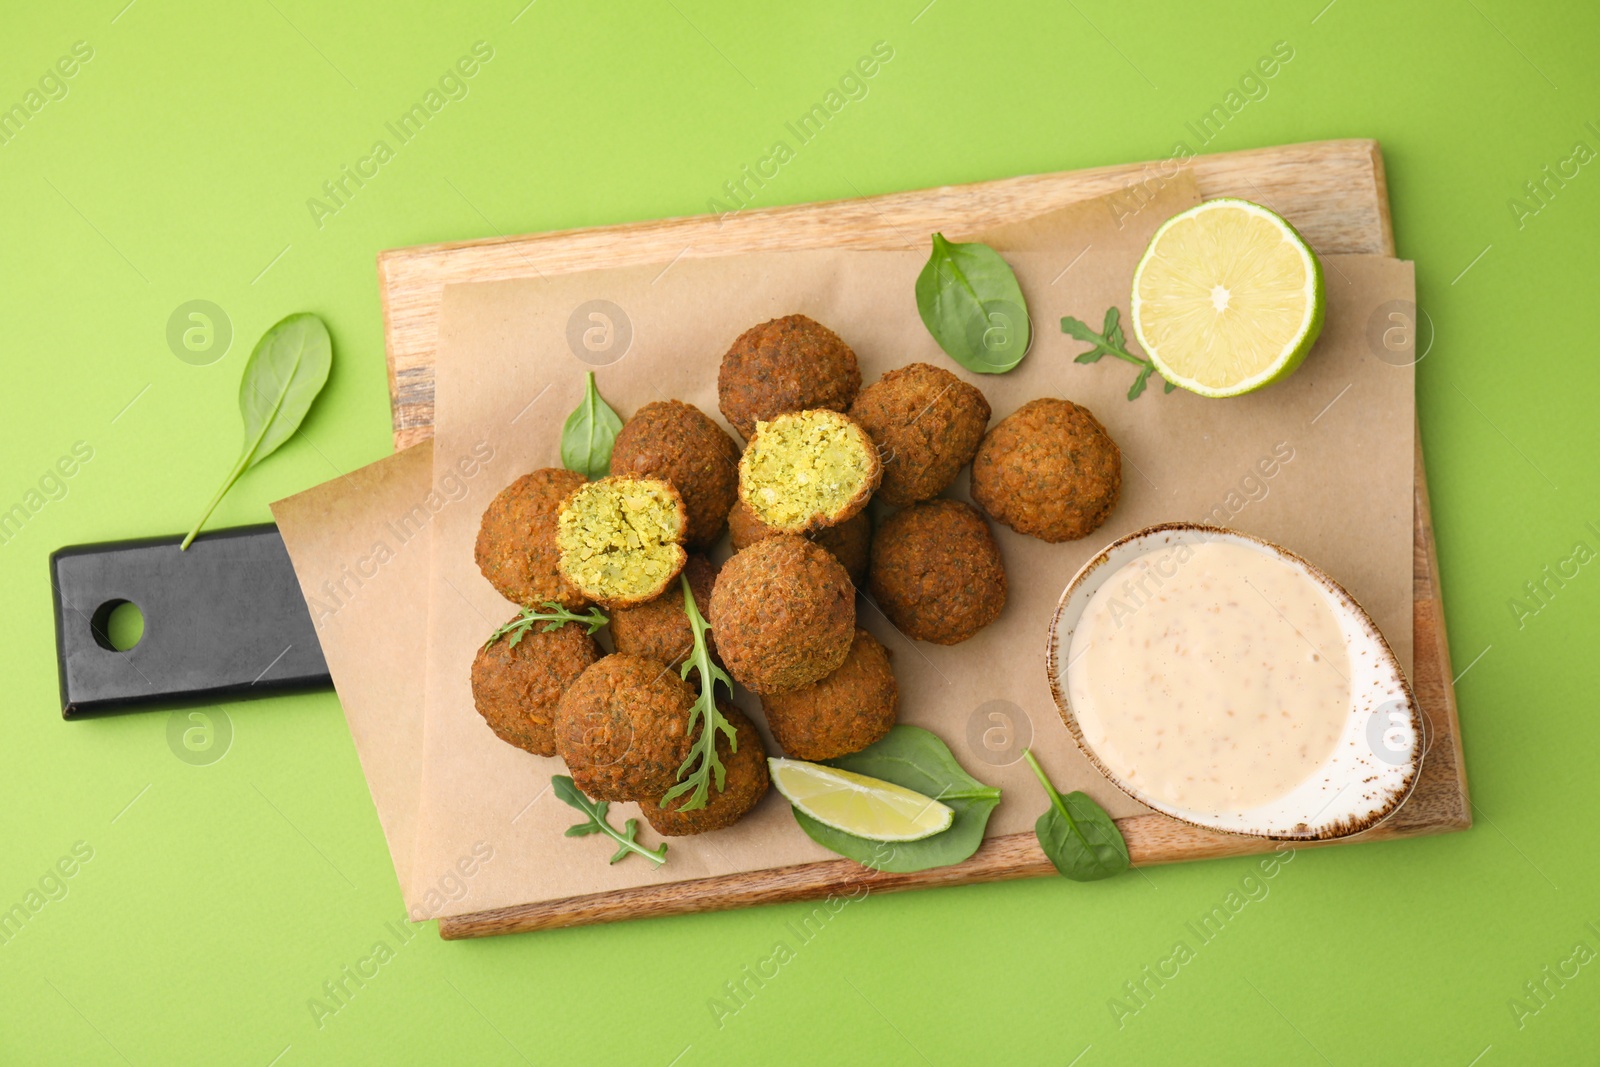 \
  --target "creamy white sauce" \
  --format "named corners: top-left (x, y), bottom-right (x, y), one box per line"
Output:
top-left (1066, 539), bottom-right (1351, 812)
